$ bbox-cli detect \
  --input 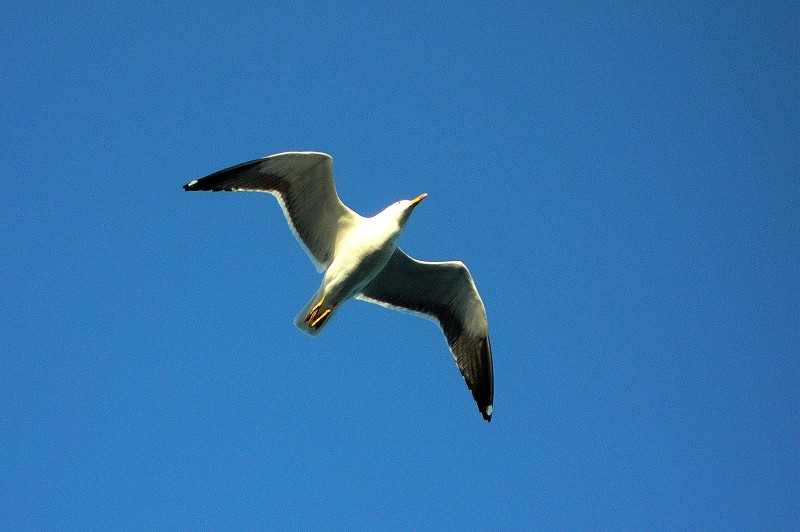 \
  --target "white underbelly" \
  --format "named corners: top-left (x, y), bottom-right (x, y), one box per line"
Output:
top-left (324, 228), bottom-right (399, 303)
